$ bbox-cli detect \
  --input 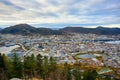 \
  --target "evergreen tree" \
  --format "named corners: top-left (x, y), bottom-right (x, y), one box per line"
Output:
top-left (42, 56), bottom-right (49, 80)
top-left (49, 57), bottom-right (57, 80)
top-left (36, 54), bottom-right (43, 78)
top-left (0, 53), bottom-right (5, 69)
top-left (29, 54), bottom-right (37, 78)
top-left (10, 53), bottom-right (22, 78)
top-left (23, 56), bottom-right (31, 79)
top-left (0, 53), bottom-right (8, 80)
top-left (23, 54), bottom-right (37, 79)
